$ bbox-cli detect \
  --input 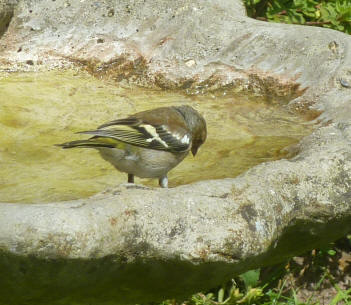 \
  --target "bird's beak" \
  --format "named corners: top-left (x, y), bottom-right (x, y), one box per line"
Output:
top-left (191, 146), bottom-right (198, 156)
